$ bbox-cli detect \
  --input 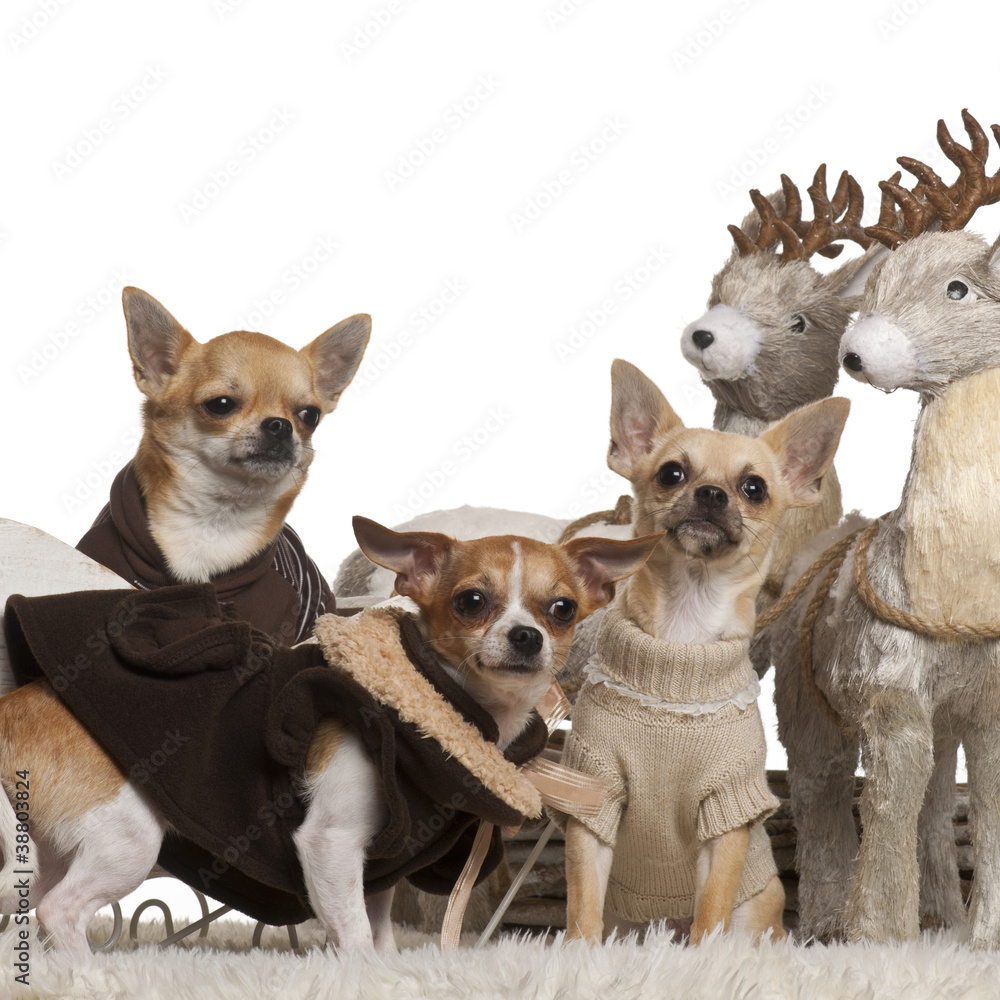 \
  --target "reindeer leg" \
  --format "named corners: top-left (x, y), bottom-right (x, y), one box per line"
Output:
top-left (783, 715), bottom-right (859, 942)
top-left (963, 724), bottom-right (1000, 949)
top-left (774, 620), bottom-right (859, 942)
top-left (918, 734), bottom-right (966, 932)
top-left (847, 686), bottom-right (933, 943)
